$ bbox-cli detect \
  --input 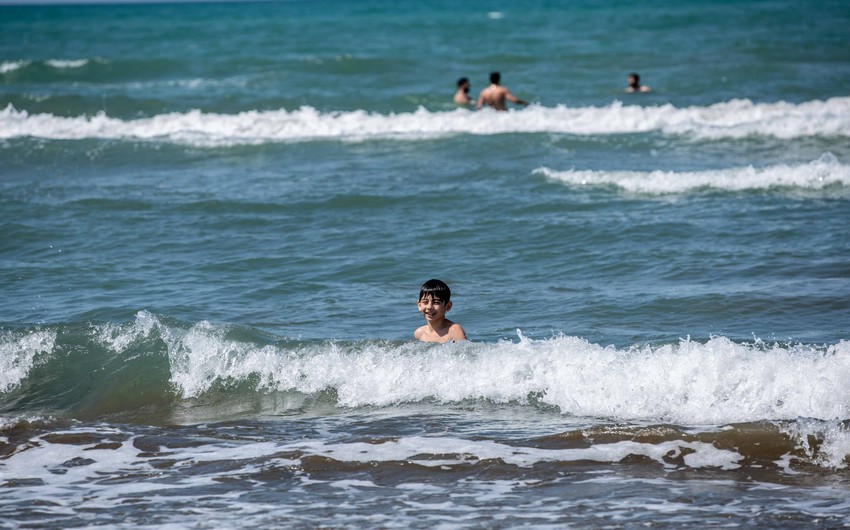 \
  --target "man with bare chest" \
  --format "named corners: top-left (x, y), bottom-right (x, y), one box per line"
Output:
top-left (476, 71), bottom-right (529, 111)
